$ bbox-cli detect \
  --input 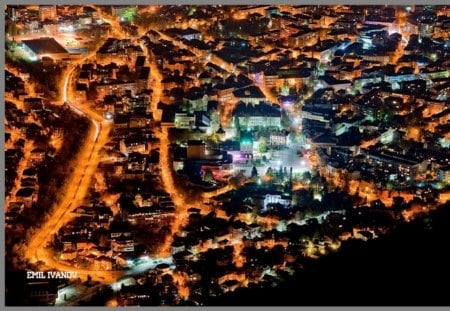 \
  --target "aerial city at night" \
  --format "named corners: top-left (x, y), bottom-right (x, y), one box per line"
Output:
top-left (4, 4), bottom-right (450, 306)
